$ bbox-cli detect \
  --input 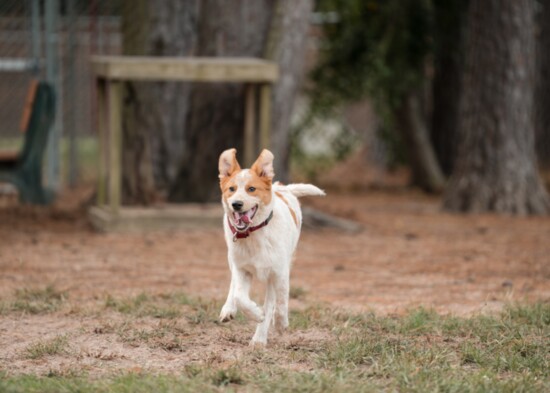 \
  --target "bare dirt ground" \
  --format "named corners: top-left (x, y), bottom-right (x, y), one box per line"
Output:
top-left (0, 183), bottom-right (549, 376)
